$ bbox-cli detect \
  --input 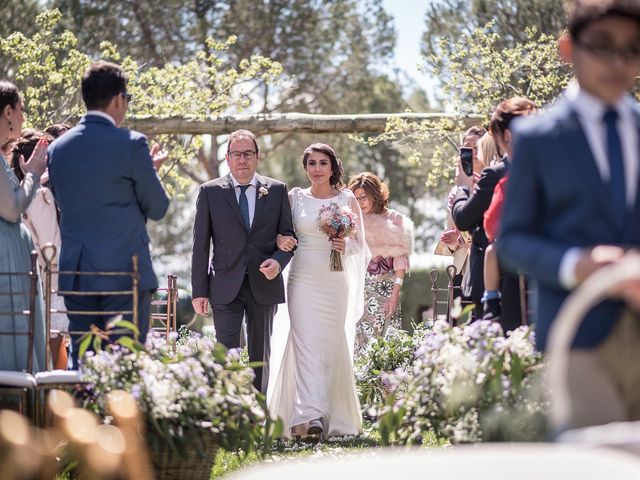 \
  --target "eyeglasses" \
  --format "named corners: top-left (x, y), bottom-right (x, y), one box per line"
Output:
top-left (121, 92), bottom-right (133, 102)
top-left (355, 194), bottom-right (368, 201)
top-left (574, 39), bottom-right (640, 63)
top-left (229, 150), bottom-right (257, 160)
